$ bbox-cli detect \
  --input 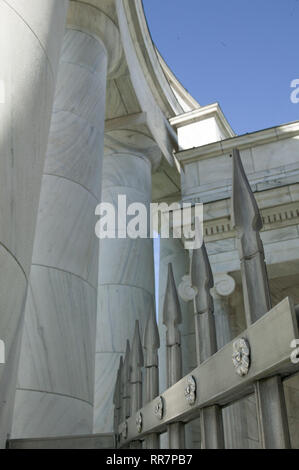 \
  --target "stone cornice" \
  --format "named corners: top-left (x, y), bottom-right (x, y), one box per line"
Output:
top-left (169, 103), bottom-right (236, 140)
top-left (129, 0), bottom-right (185, 118)
top-left (116, 0), bottom-right (179, 166)
top-left (157, 50), bottom-right (201, 113)
top-left (176, 121), bottom-right (299, 166)
top-left (204, 200), bottom-right (299, 242)
top-left (160, 197), bottom-right (299, 243)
